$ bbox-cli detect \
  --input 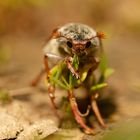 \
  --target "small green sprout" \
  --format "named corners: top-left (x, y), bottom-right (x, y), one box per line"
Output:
top-left (48, 54), bottom-right (113, 93)
top-left (0, 89), bottom-right (12, 104)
